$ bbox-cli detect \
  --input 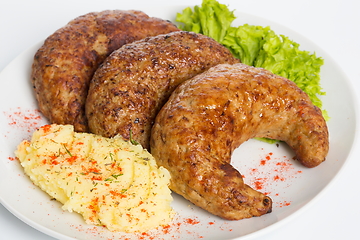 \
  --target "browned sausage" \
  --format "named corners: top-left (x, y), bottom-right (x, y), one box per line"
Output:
top-left (150, 63), bottom-right (329, 220)
top-left (31, 10), bottom-right (180, 132)
top-left (86, 31), bottom-right (239, 149)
